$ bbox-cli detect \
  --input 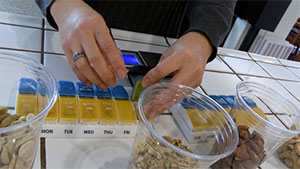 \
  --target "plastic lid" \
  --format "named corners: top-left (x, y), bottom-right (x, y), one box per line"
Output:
top-left (242, 96), bottom-right (257, 107)
top-left (58, 81), bottom-right (76, 96)
top-left (209, 95), bottom-right (230, 108)
top-left (130, 76), bottom-right (145, 101)
top-left (76, 82), bottom-right (94, 98)
top-left (18, 78), bottom-right (37, 94)
top-left (38, 81), bottom-right (47, 96)
top-left (220, 95), bottom-right (235, 107)
top-left (110, 85), bottom-right (129, 100)
top-left (93, 85), bottom-right (112, 99)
